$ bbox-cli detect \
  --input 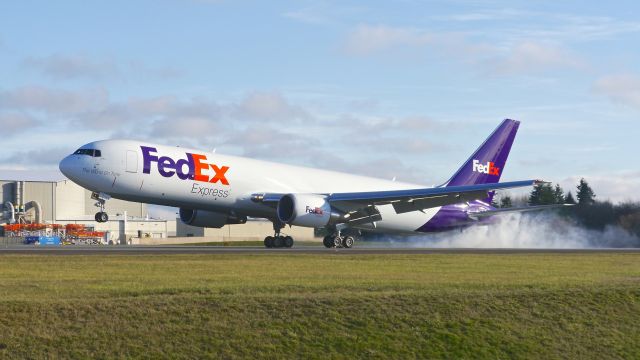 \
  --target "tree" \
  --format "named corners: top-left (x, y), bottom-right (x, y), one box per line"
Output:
top-left (576, 178), bottom-right (596, 205)
top-left (489, 191), bottom-right (499, 208)
top-left (500, 195), bottom-right (513, 208)
top-left (564, 191), bottom-right (576, 204)
top-left (553, 184), bottom-right (565, 204)
top-left (529, 182), bottom-right (555, 205)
